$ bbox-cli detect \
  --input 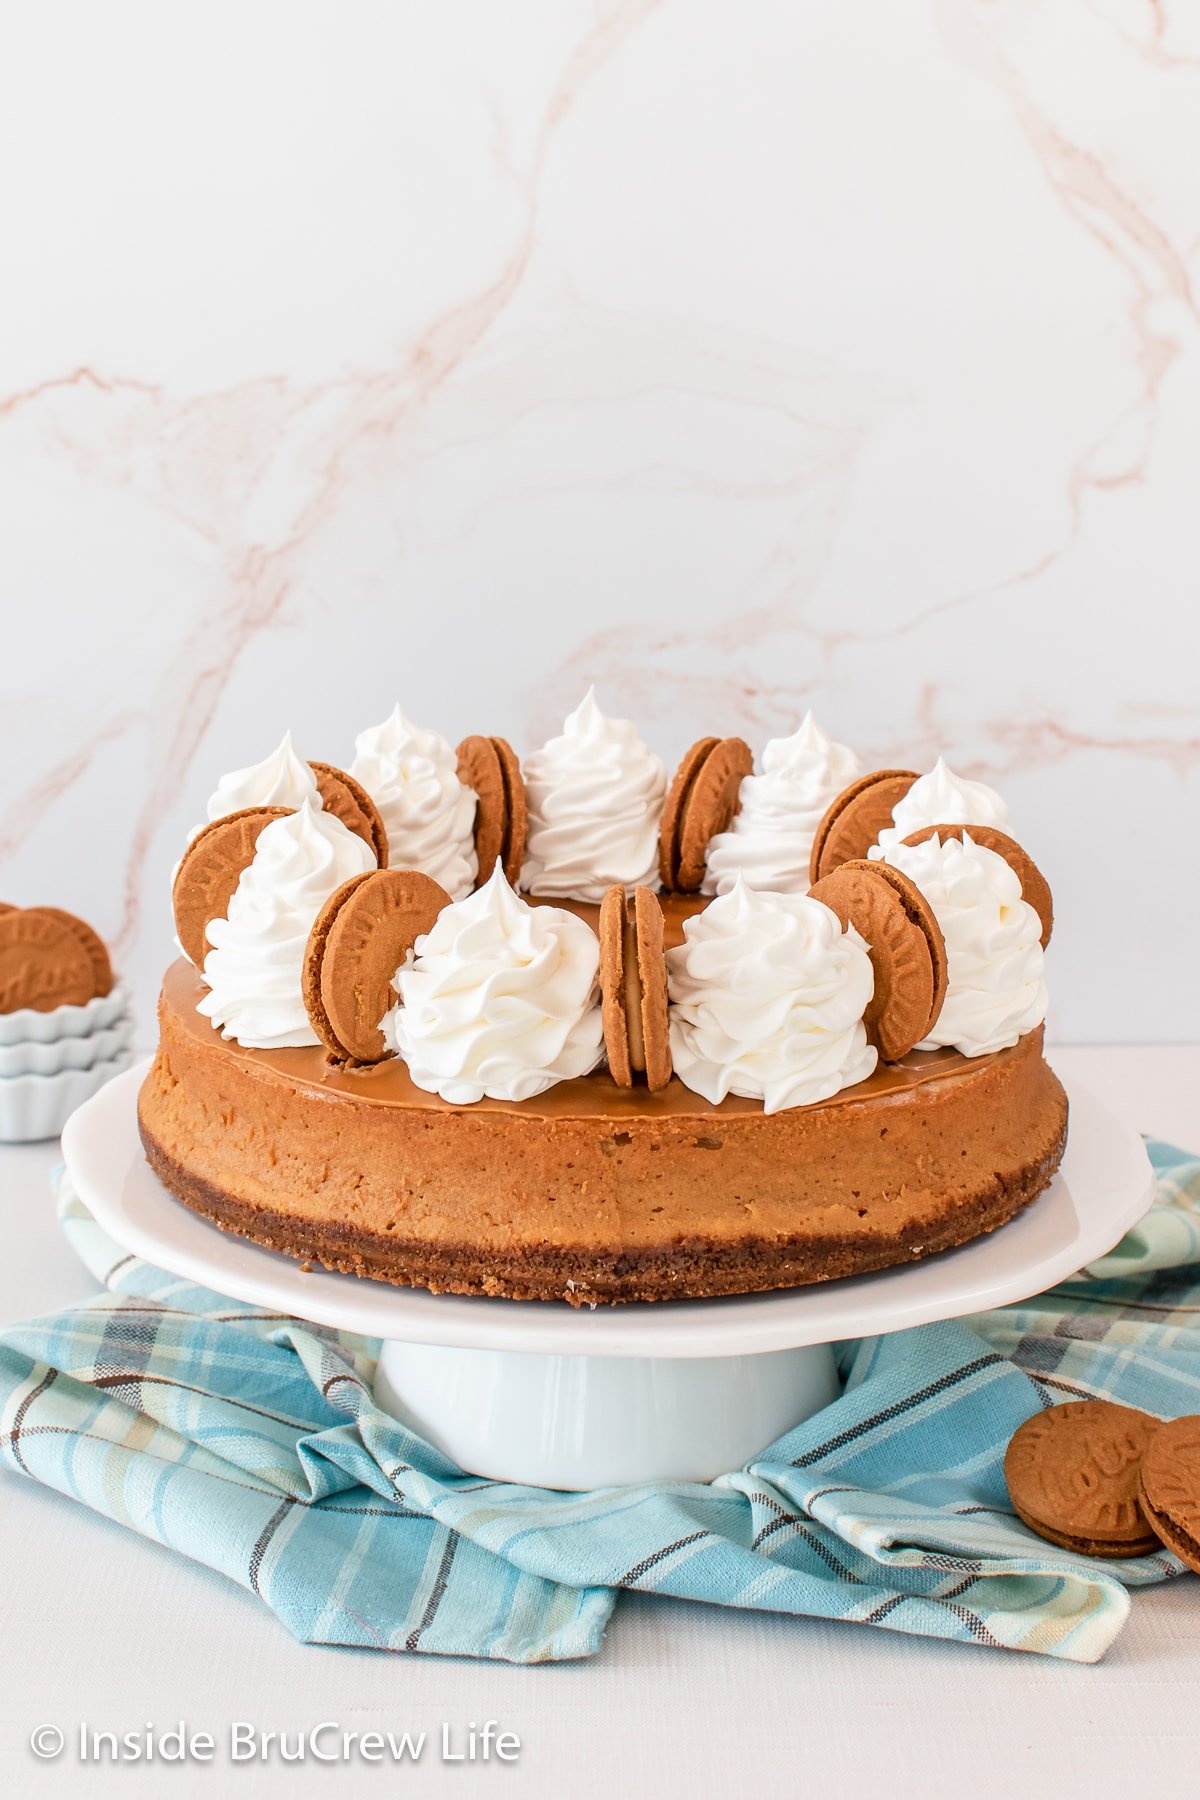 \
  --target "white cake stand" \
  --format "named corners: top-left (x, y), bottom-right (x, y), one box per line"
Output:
top-left (62, 1063), bottom-right (1154, 1490)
